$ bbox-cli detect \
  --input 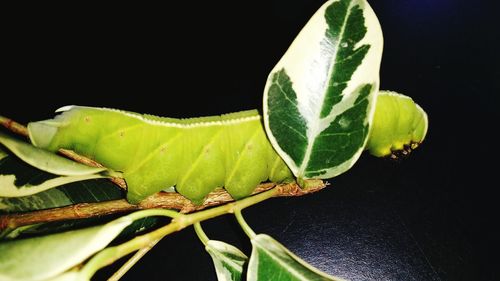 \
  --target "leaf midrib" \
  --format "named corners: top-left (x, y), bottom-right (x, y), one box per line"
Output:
top-left (253, 237), bottom-right (323, 280)
top-left (298, 0), bottom-right (358, 178)
top-left (210, 251), bottom-right (244, 273)
top-left (321, 0), bottom-right (356, 117)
